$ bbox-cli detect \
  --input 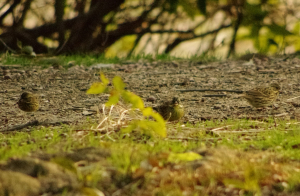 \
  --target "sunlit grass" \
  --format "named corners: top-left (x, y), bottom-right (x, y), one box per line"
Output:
top-left (1, 53), bottom-right (220, 68)
top-left (1, 118), bottom-right (300, 161)
top-left (1, 117), bottom-right (300, 194)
